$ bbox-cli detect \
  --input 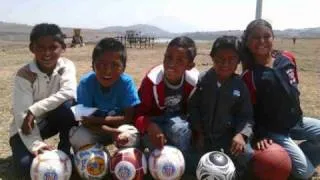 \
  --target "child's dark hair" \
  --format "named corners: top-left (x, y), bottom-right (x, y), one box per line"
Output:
top-left (92, 38), bottom-right (127, 70)
top-left (241, 19), bottom-right (274, 70)
top-left (210, 36), bottom-right (241, 58)
top-left (29, 23), bottom-right (66, 49)
top-left (166, 36), bottom-right (197, 62)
